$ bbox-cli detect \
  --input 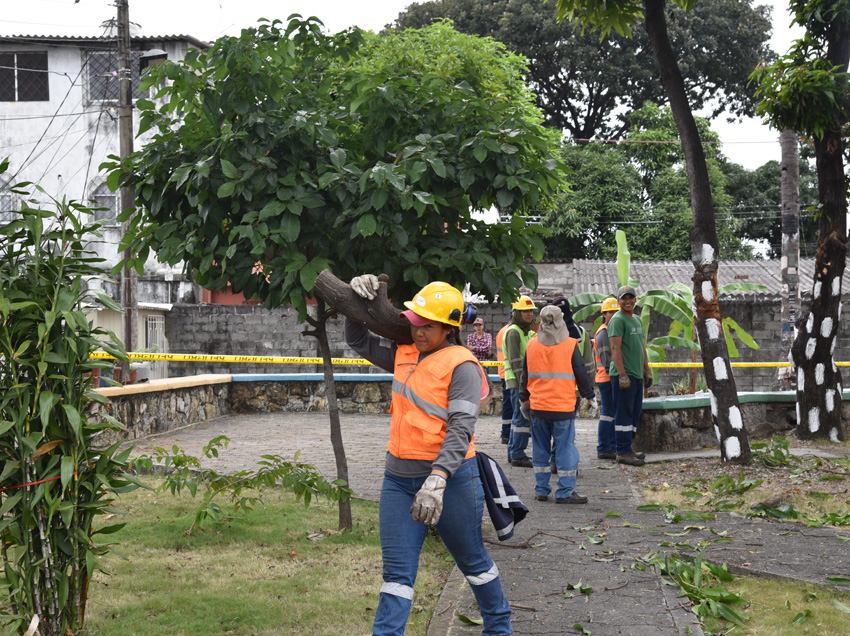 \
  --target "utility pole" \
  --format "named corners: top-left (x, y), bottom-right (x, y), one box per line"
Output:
top-left (117, 0), bottom-right (138, 374)
top-left (779, 129), bottom-right (800, 390)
